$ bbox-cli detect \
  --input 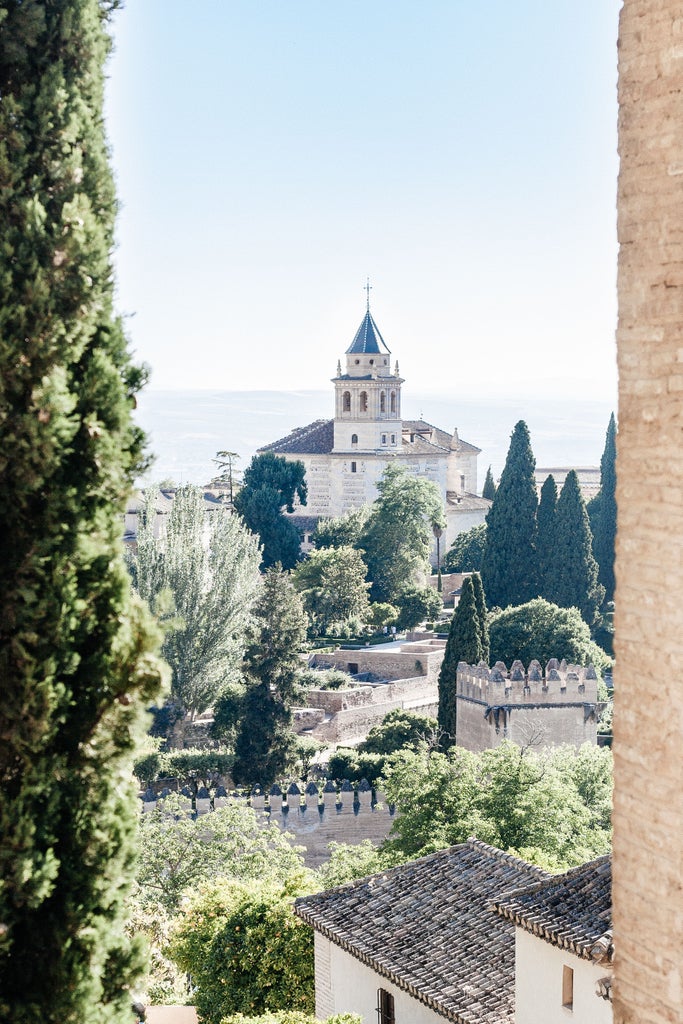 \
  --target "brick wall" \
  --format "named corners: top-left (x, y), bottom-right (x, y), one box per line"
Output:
top-left (614, 4), bottom-right (683, 1021)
